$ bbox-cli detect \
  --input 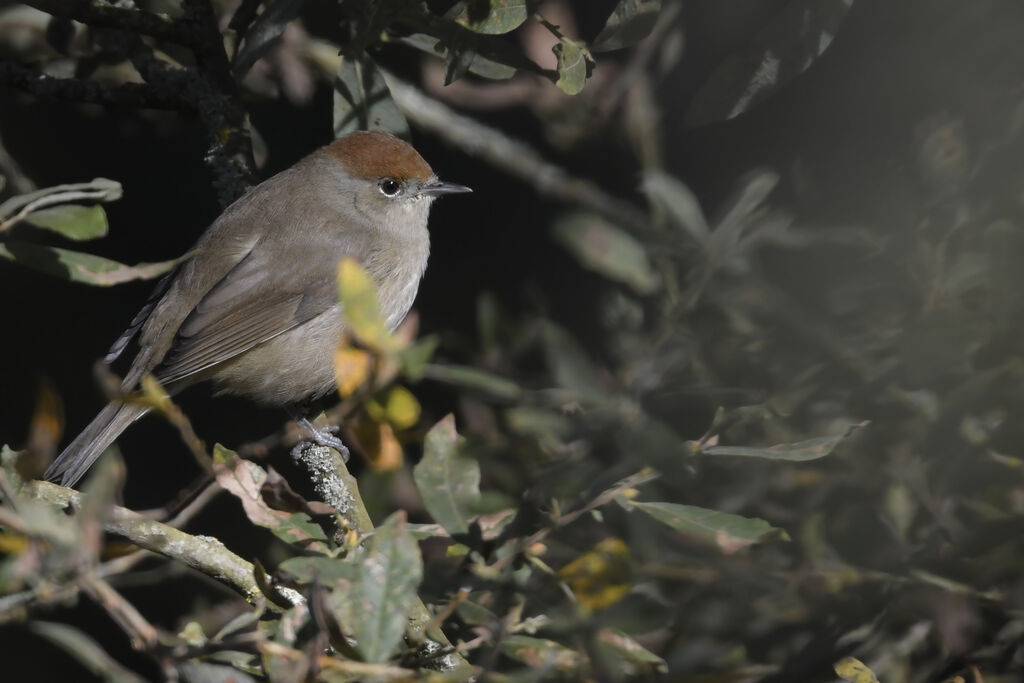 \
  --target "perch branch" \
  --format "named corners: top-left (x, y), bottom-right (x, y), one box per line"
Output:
top-left (22, 480), bottom-right (261, 602)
